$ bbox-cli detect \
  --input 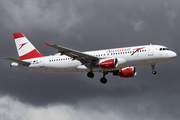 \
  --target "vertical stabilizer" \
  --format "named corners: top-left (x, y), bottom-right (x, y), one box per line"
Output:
top-left (13, 33), bottom-right (45, 60)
